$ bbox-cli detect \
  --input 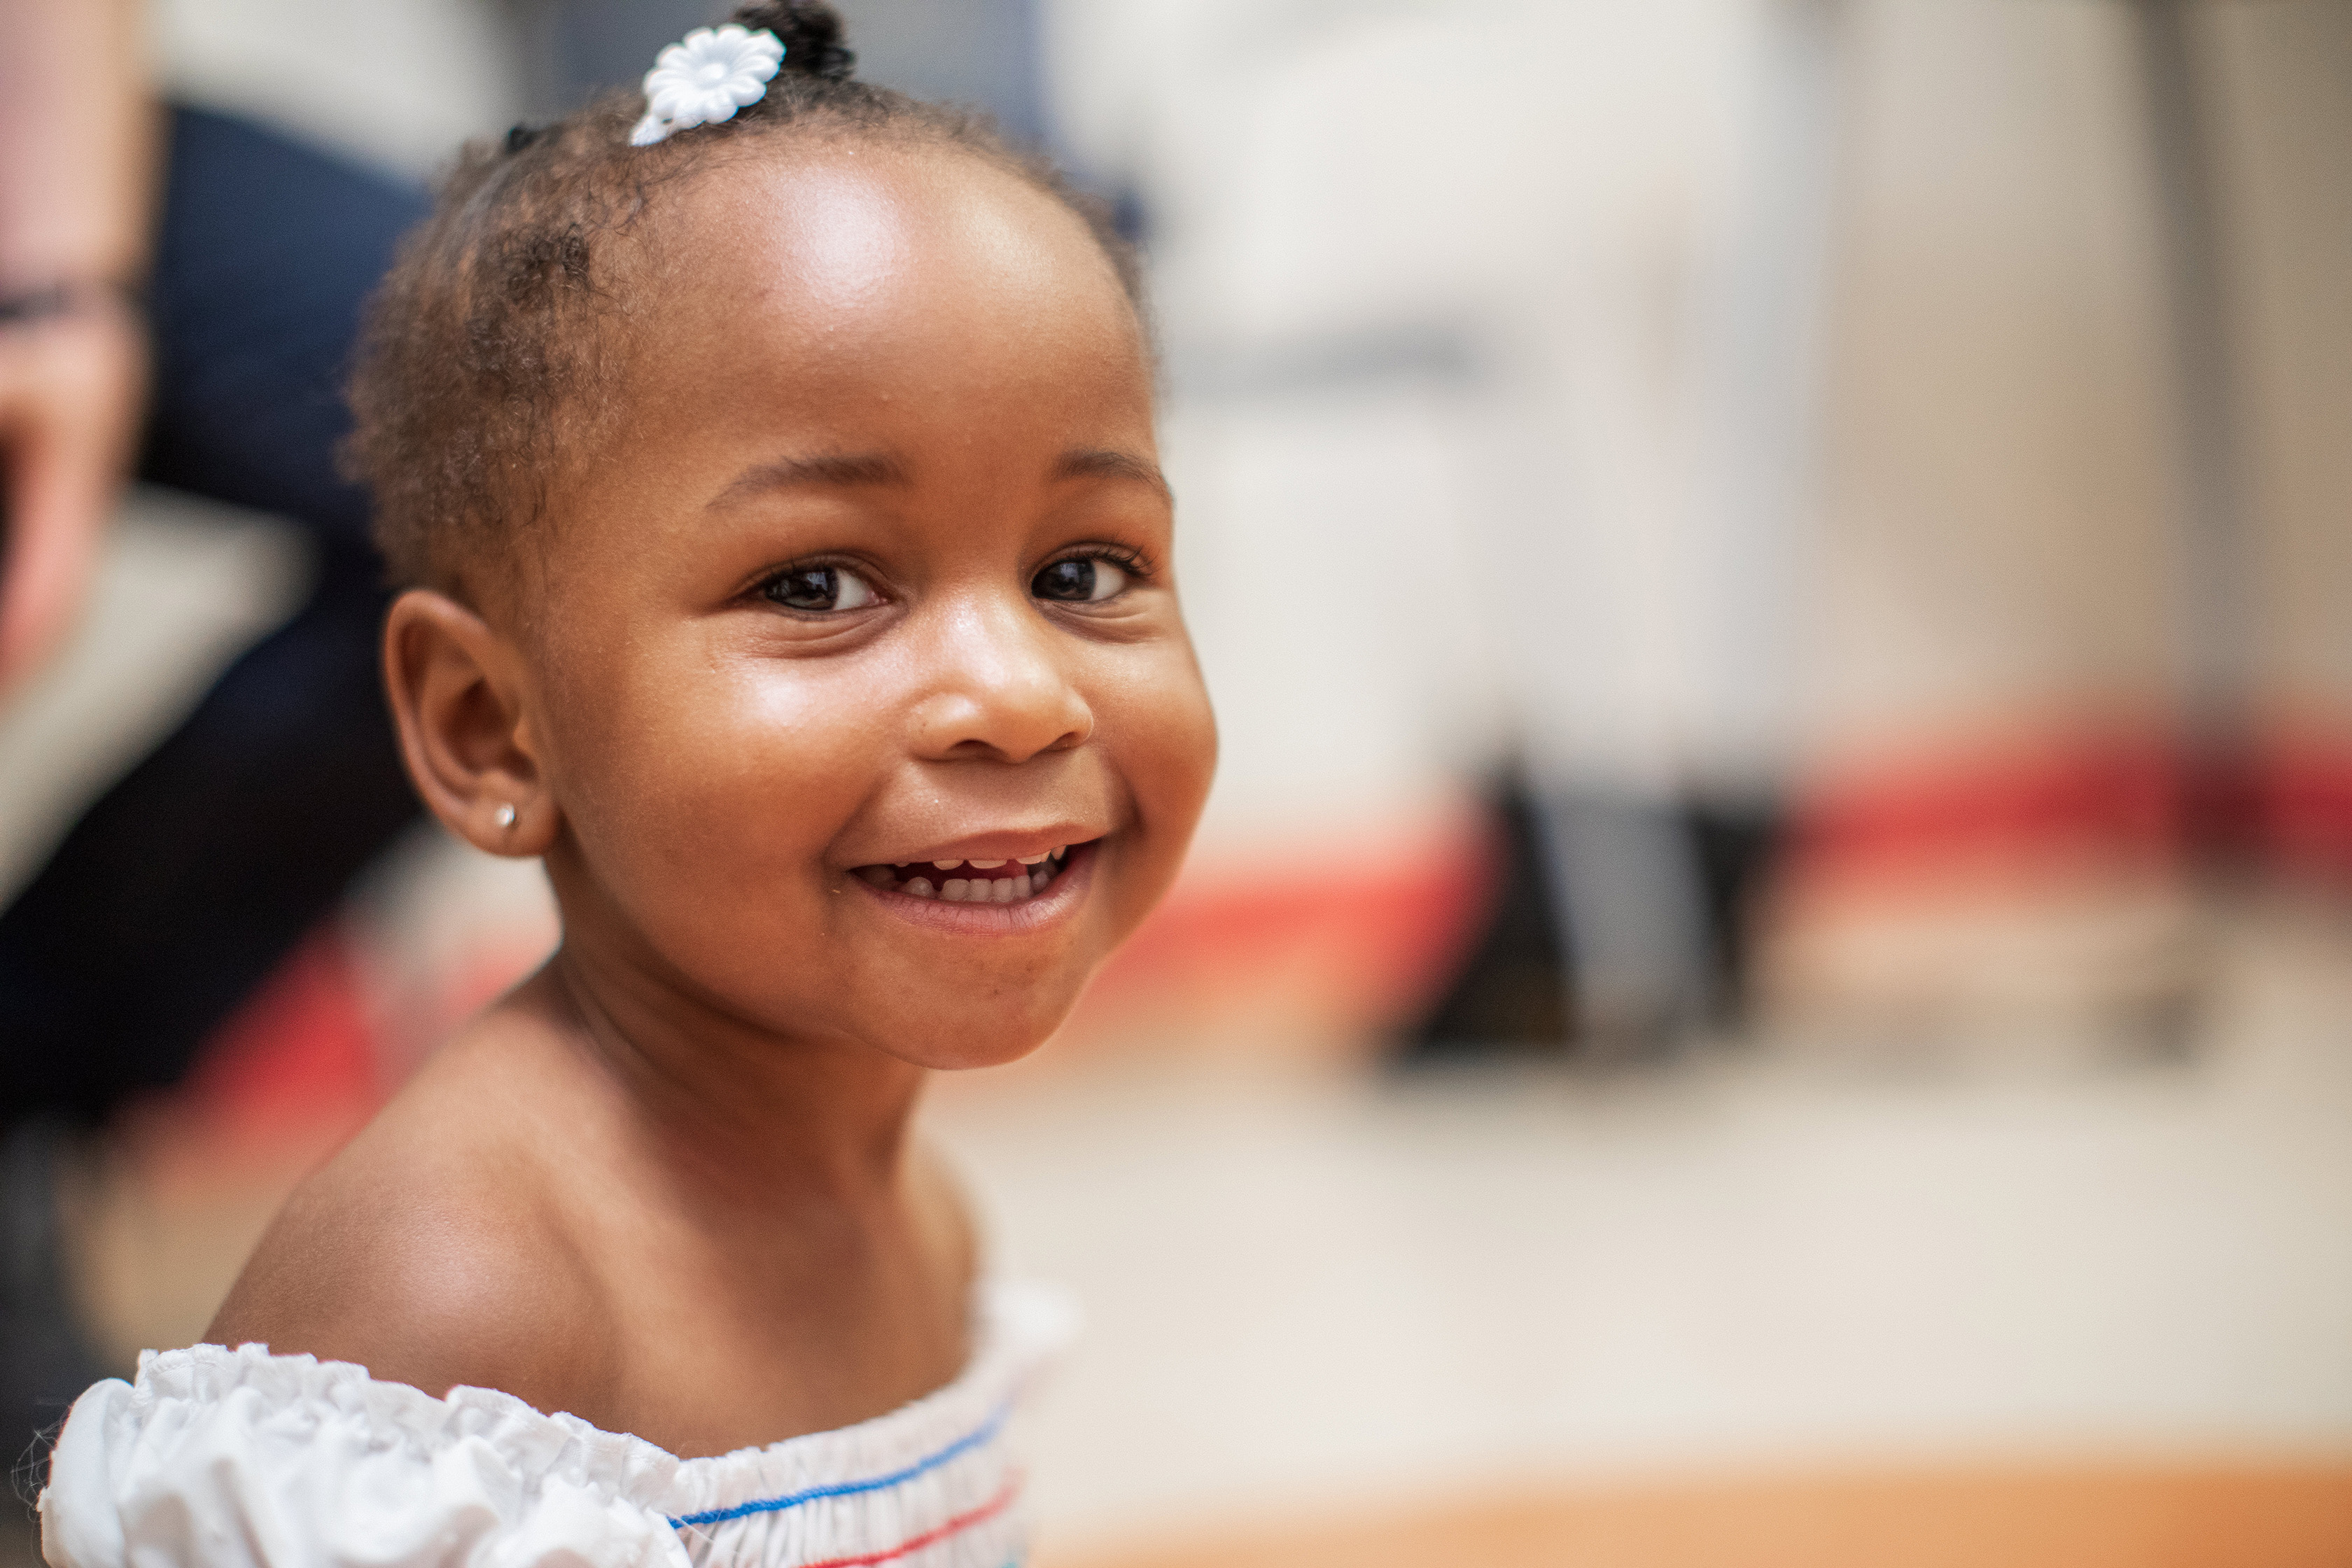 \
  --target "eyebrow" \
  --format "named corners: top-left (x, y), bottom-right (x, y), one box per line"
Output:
top-left (1058, 449), bottom-right (1171, 500)
top-left (710, 452), bottom-right (909, 510)
top-left (709, 447), bottom-right (1170, 510)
